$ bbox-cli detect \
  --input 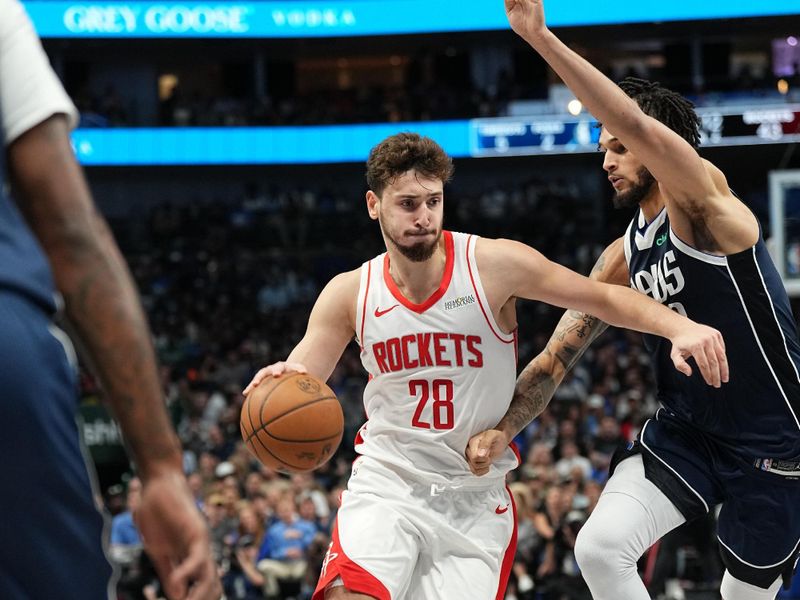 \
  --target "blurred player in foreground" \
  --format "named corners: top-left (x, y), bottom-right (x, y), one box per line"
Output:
top-left (0, 1), bottom-right (220, 597)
